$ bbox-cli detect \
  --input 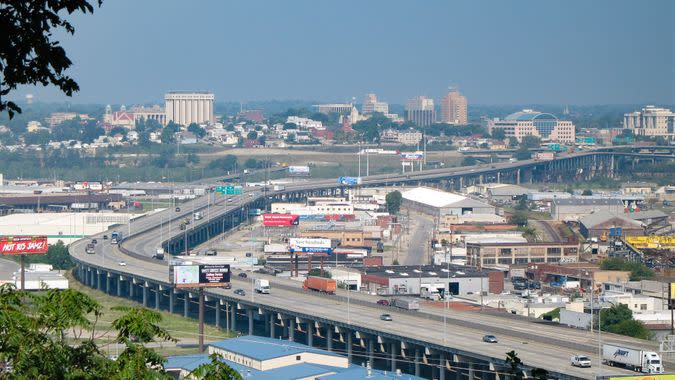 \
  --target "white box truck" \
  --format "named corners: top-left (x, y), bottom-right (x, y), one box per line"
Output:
top-left (602, 344), bottom-right (663, 373)
top-left (393, 298), bottom-right (420, 311)
top-left (255, 279), bottom-right (270, 294)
